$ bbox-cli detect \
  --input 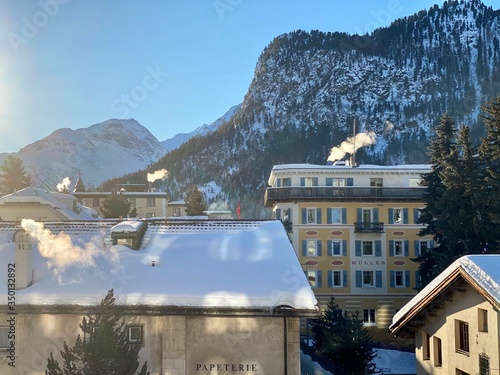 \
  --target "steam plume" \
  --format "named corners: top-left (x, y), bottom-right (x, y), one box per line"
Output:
top-left (56, 177), bottom-right (71, 192)
top-left (21, 219), bottom-right (100, 270)
top-left (327, 131), bottom-right (376, 162)
top-left (147, 169), bottom-right (169, 183)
